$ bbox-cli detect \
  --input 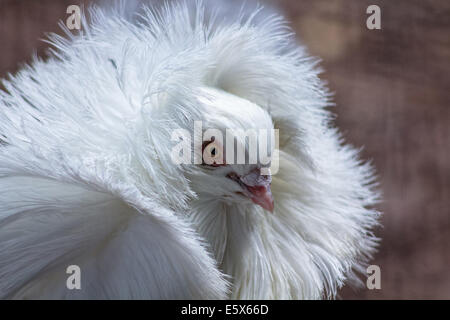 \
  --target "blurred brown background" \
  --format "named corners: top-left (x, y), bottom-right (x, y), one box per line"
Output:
top-left (0, 0), bottom-right (449, 299)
